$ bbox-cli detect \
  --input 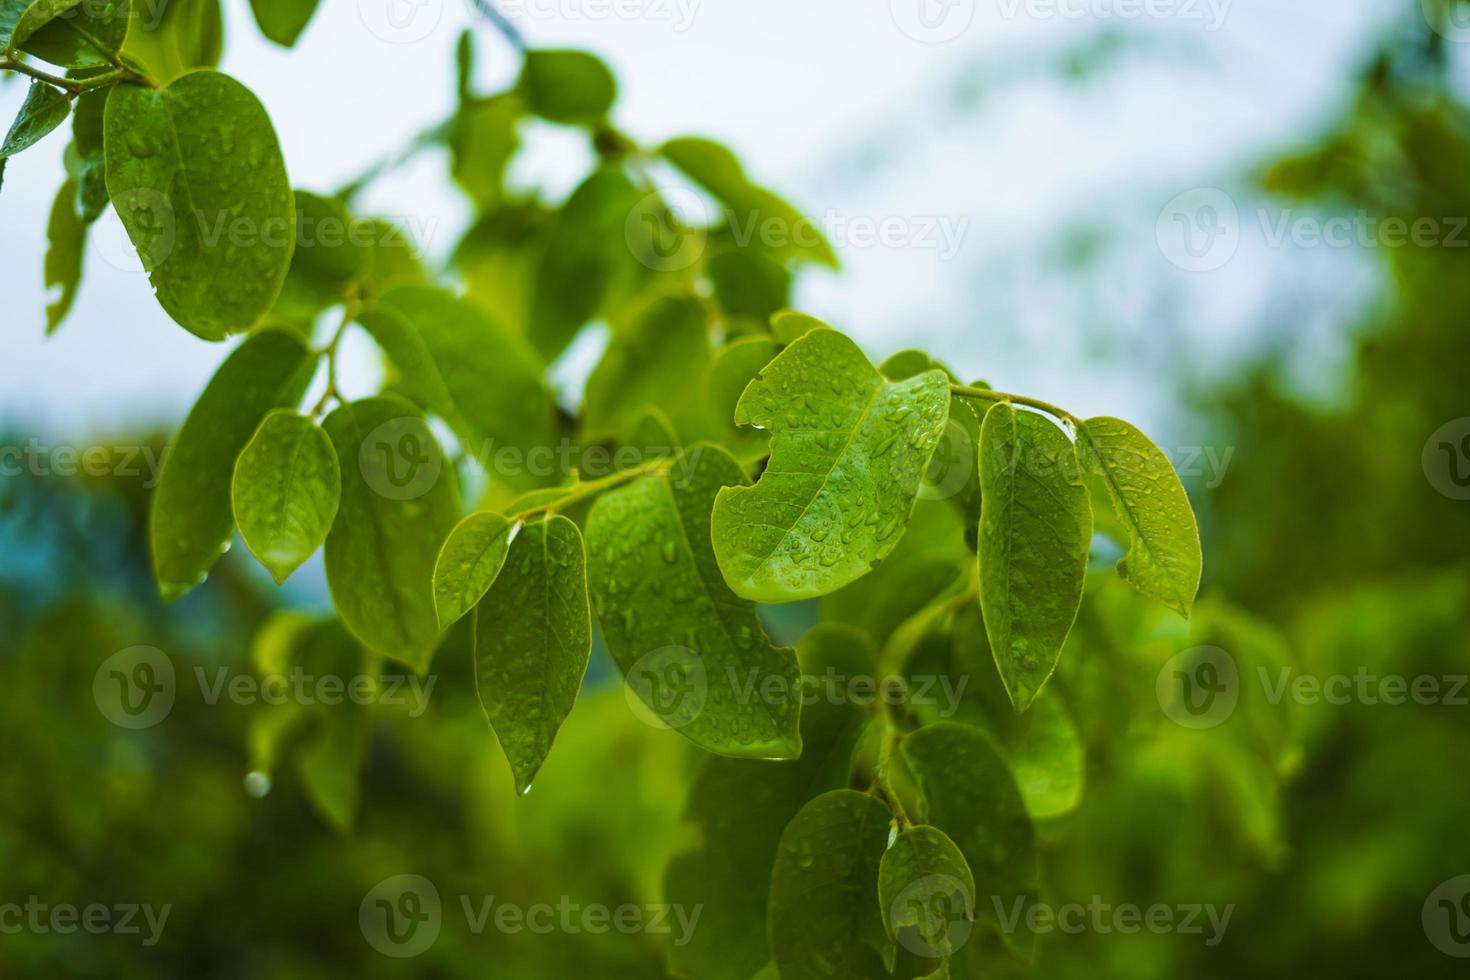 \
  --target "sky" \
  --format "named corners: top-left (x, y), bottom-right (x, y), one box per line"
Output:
top-left (0, 0), bottom-right (1408, 448)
